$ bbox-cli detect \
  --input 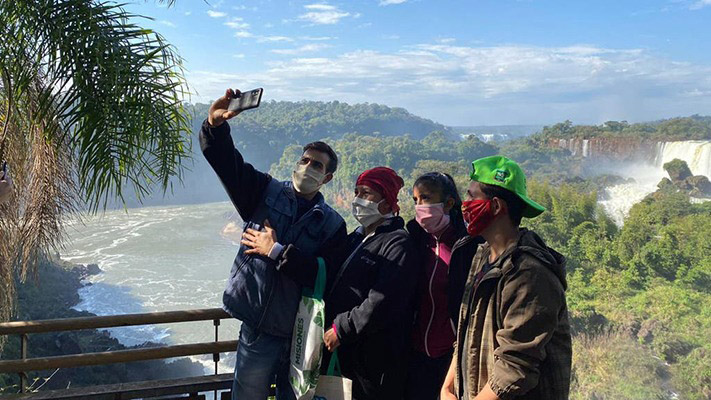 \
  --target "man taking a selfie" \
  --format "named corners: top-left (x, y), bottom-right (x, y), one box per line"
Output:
top-left (201, 88), bottom-right (347, 400)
